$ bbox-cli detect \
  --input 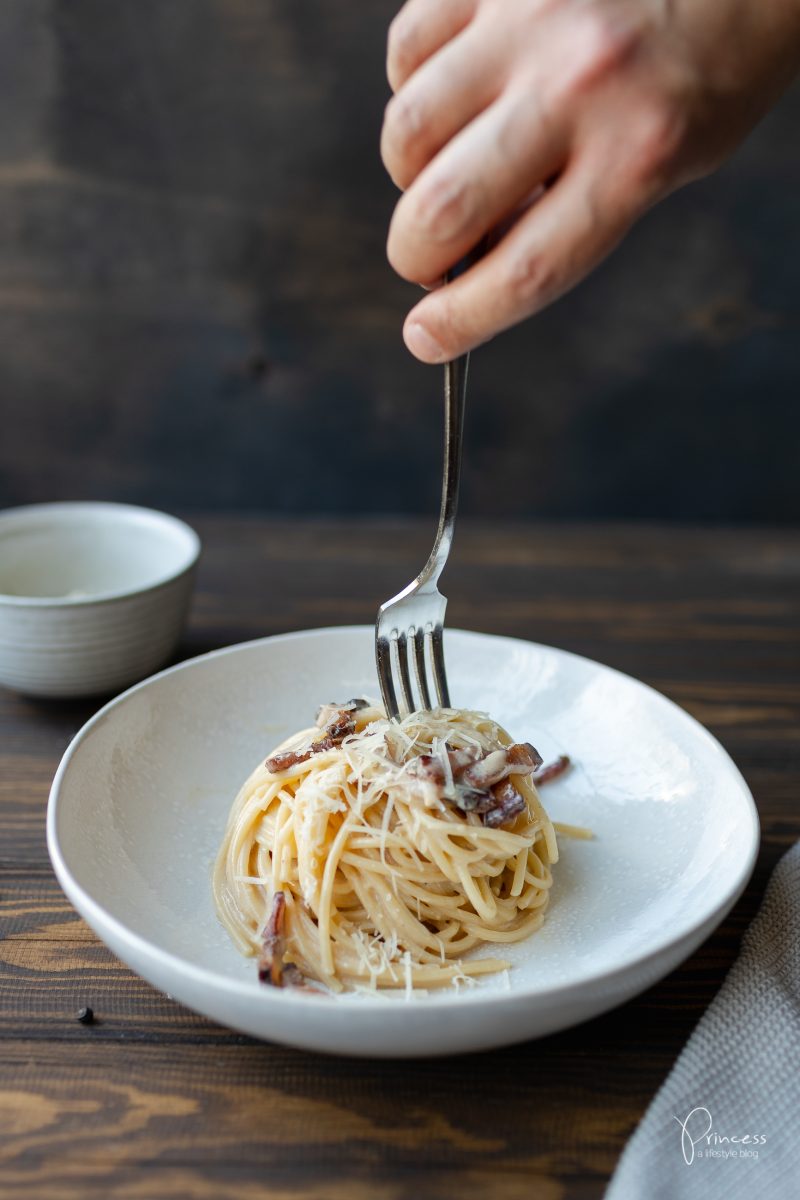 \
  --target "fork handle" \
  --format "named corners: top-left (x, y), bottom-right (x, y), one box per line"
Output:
top-left (430, 353), bottom-right (467, 579)
top-left (422, 243), bottom-right (485, 587)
